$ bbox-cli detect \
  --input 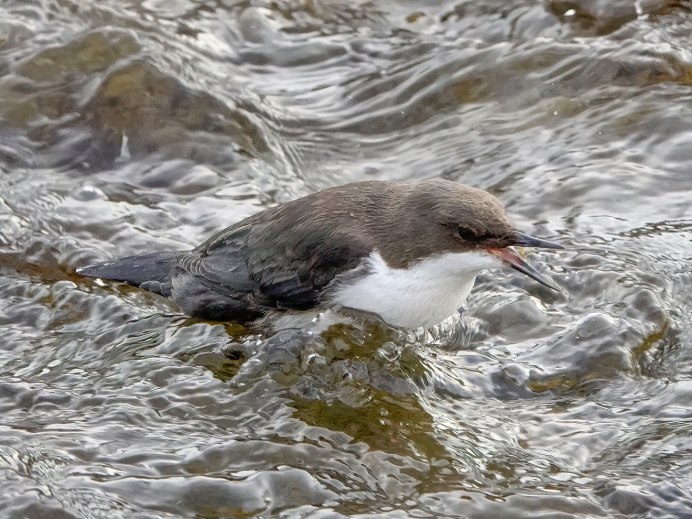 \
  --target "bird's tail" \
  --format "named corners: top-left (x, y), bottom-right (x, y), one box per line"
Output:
top-left (76, 251), bottom-right (181, 297)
